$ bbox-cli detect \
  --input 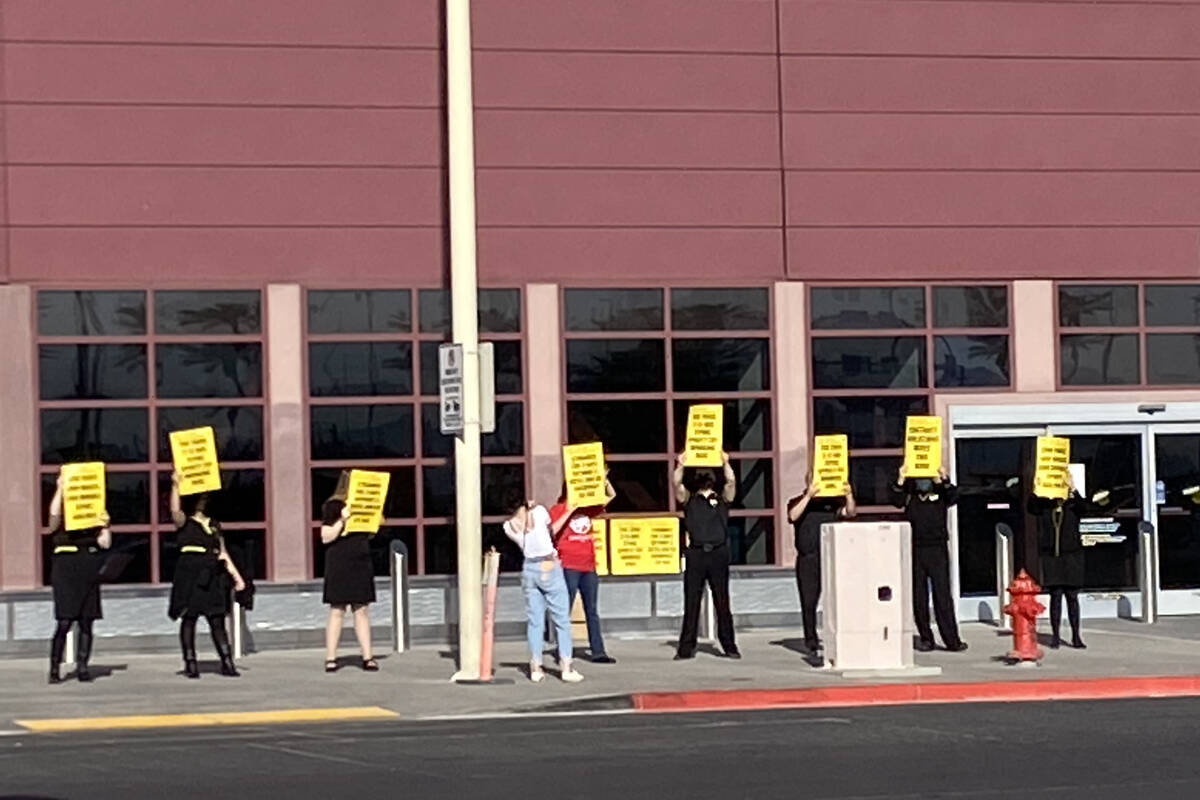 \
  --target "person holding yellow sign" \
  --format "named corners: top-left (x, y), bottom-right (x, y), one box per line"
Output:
top-left (787, 471), bottom-right (856, 655)
top-left (673, 451), bottom-right (740, 660)
top-left (45, 467), bottom-right (112, 684)
top-left (319, 471), bottom-right (379, 673)
top-left (168, 473), bottom-right (246, 679)
top-left (550, 475), bottom-right (618, 664)
top-left (1029, 470), bottom-right (1087, 650)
